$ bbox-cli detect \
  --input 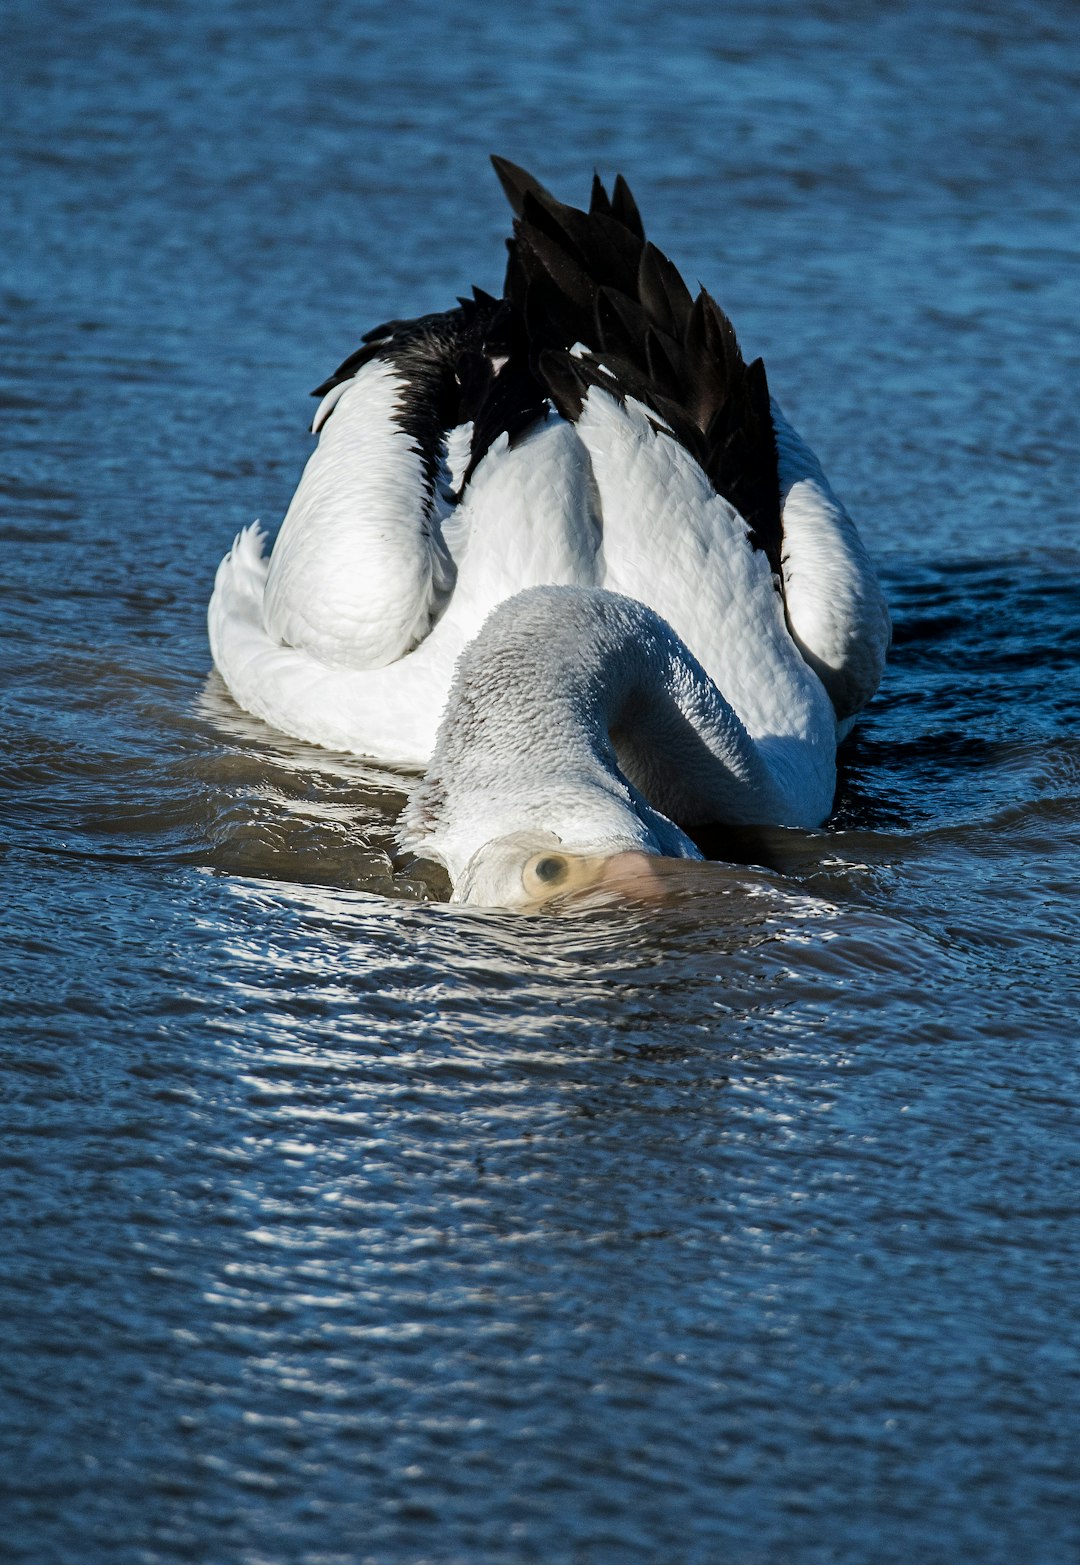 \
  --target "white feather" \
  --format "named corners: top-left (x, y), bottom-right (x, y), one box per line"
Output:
top-left (572, 387), bottom-right (837, 821)
top-left (772, 399), bottom-right (891, 732)
top-left (262, 360), bottom-right (446, 670)
top-left (208, 415), bottom-right (602, 767)
top-left (207, 189), bottom-right (890, 905)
